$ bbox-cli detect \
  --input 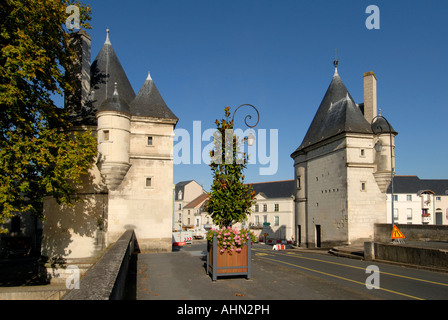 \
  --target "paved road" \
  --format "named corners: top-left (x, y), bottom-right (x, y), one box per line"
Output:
top-left (135, 242), bottom-right (448, 301)
top-left (252, 245), bottom-right (448, 300)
